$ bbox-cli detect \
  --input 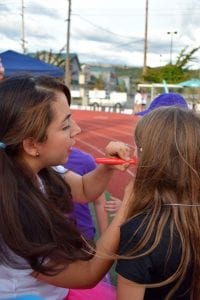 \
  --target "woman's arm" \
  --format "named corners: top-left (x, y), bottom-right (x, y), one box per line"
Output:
top-left (117, 275), bottom-right (145, 300)
top-left (64, 164), bottom-right (113, 203)
top-left (64, 141), bottom-right (130, 203)
top-left (33, 184), bottom-right (132, 288)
